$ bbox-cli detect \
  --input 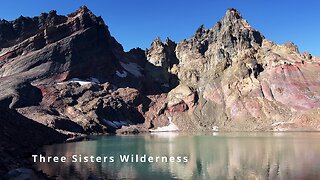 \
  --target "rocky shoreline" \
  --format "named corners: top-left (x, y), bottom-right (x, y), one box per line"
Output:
top-left (1, 6), bottom-right (320, 177)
